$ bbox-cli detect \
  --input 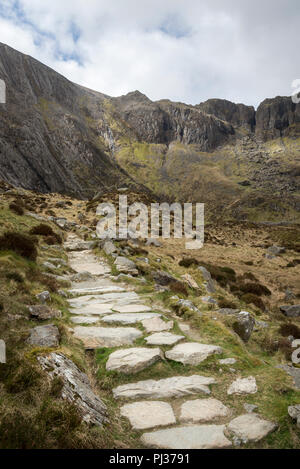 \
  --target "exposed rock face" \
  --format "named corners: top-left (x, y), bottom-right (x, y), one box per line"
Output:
top-left (197, 99), bottom-right (256, 131)
top-left (38, 353), bottom-right (107, 426)
top-left (256, 96), bottom-right (300, 140)
top-left (0, 43), bottom-right (129, 197)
